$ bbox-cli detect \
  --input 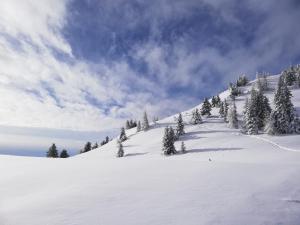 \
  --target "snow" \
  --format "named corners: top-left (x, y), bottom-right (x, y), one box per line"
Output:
top-left (0, 75), bottom-right (300, 225)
